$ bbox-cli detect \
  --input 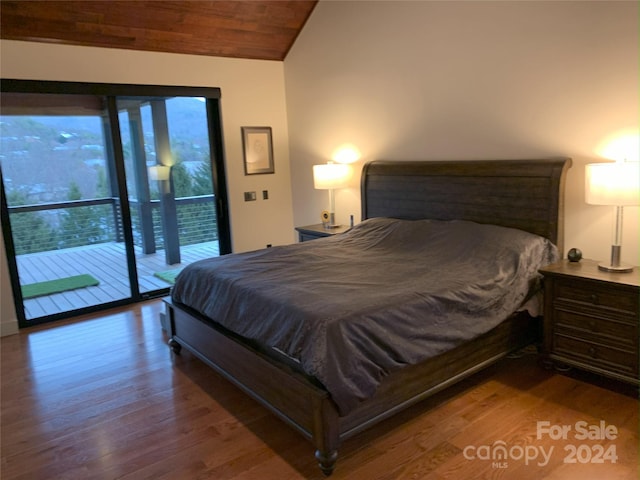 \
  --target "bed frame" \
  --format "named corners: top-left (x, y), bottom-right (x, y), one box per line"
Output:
top-left (165, 158), bottom-right (571, 475)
